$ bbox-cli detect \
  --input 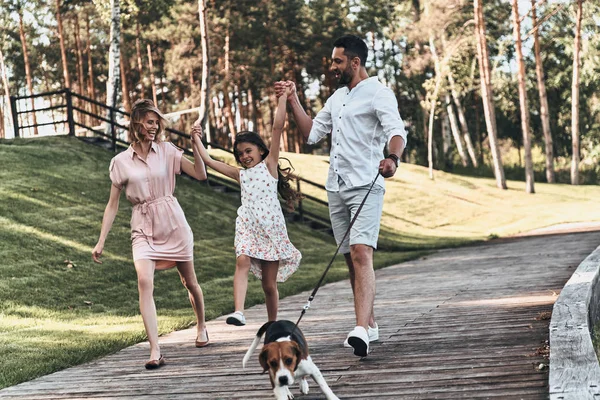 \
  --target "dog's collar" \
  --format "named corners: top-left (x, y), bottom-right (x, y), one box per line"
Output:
top-left (275, 336), bottom-right (292, 342)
